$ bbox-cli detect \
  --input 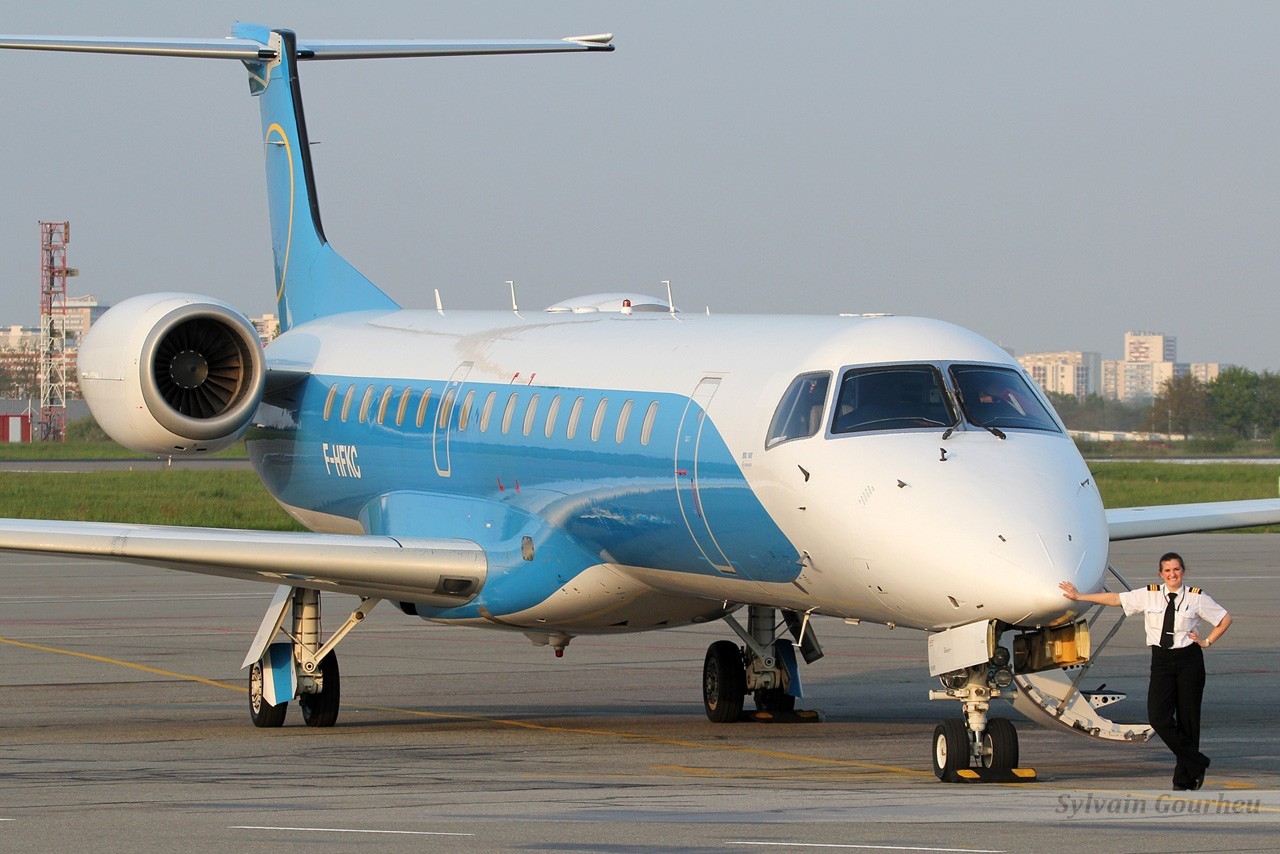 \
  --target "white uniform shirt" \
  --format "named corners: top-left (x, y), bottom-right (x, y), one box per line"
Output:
top-left (1117, 584), bottom-right (1228, 649)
